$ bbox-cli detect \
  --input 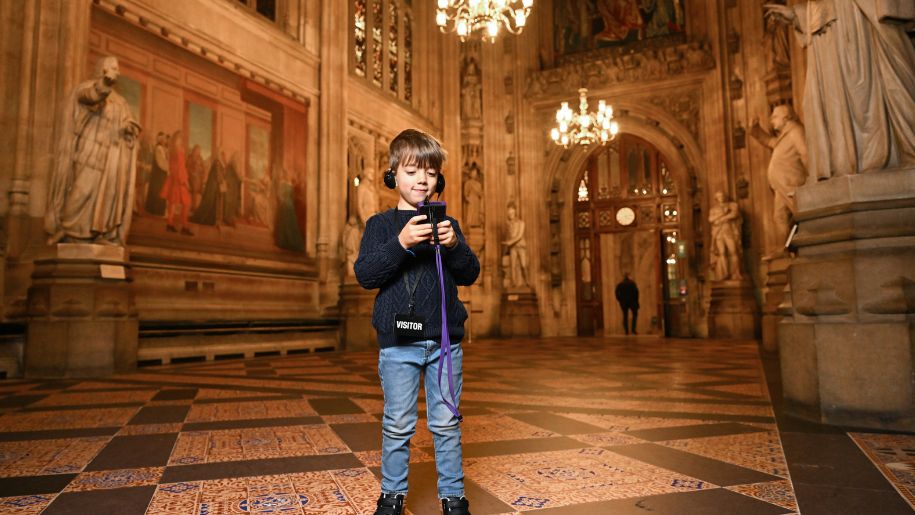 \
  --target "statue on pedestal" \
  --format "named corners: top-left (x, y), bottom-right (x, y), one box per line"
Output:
top-left (45, 56), bottom-right (141, 246)
top-left (751, 105), bottom-right (808, 251)
top-left (461, 59), bottom-right (482, 121)
top-left (342, 216), bottom-right (361, 279)
top-left (357, 166), bottom-right (378, 227)
top-left (502, 202), bottom-right (529, 288)
top-left (708, 191), bottom-right (744, 281)
top-left (462, 163), bottom-right (483, 228)
top-left (766, 1), bottom-right (915, 178)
